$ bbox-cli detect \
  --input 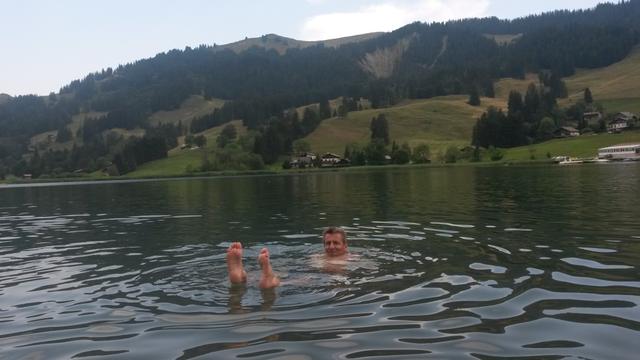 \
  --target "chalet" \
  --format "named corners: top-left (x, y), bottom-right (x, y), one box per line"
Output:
top-left (616, 112), bottom-right (638, 122)
top-left (554, 126), bottom-right (580, 138)
top-left (582, 111), bottom-right (602, 125)
top-left (608, 118), bottom-right (629, 132)
top-left (321, 153), bottom-right (342, 166)
top-left (608, 112), bottom-right (638, 132)
top-left (290, 152), bottom-right (317, 168)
